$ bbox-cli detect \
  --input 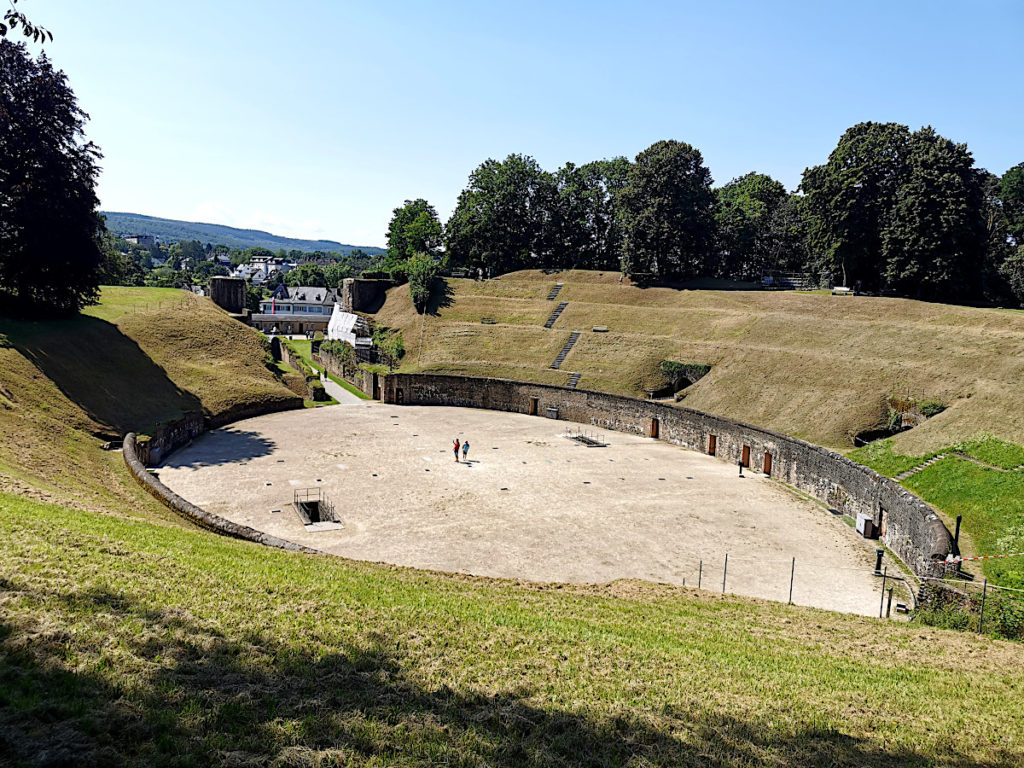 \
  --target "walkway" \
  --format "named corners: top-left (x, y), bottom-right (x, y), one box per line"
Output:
top-left (319, 372), bottom-right (363, 404)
